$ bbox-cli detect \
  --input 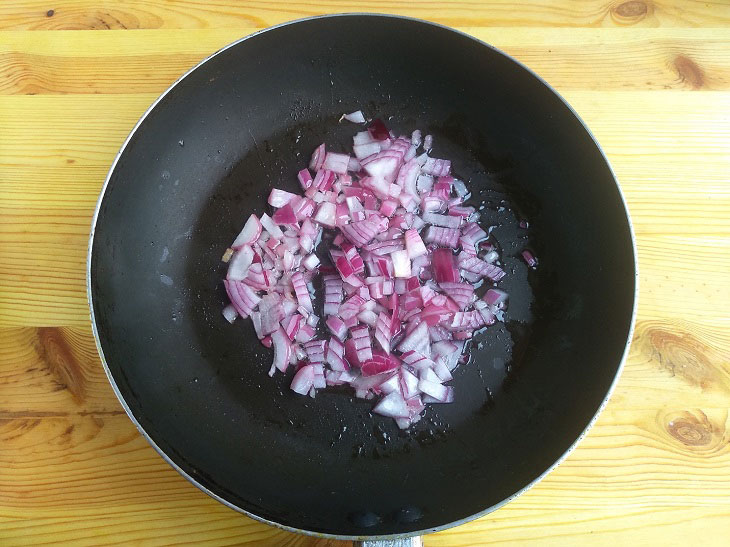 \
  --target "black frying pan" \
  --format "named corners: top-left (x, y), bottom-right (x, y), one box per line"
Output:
top-left (88, 14), bottom-right (636, 540)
